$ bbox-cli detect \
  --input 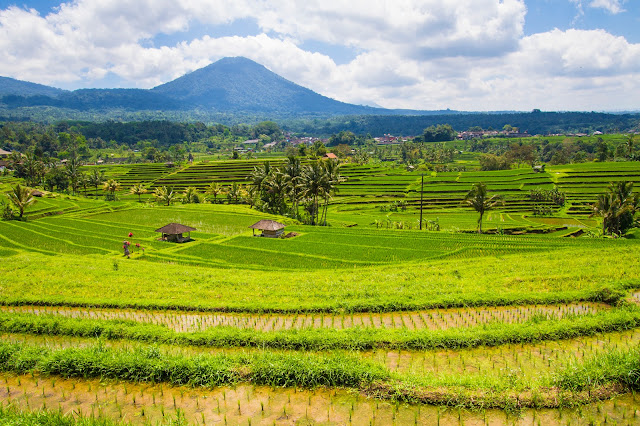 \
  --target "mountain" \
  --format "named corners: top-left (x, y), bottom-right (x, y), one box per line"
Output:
top-left (0, 76), bottom-right (65, 98)
top-left (151, 57), bottom-right (380, 115)
top-left (0, 57), bottom-right (387, 116)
